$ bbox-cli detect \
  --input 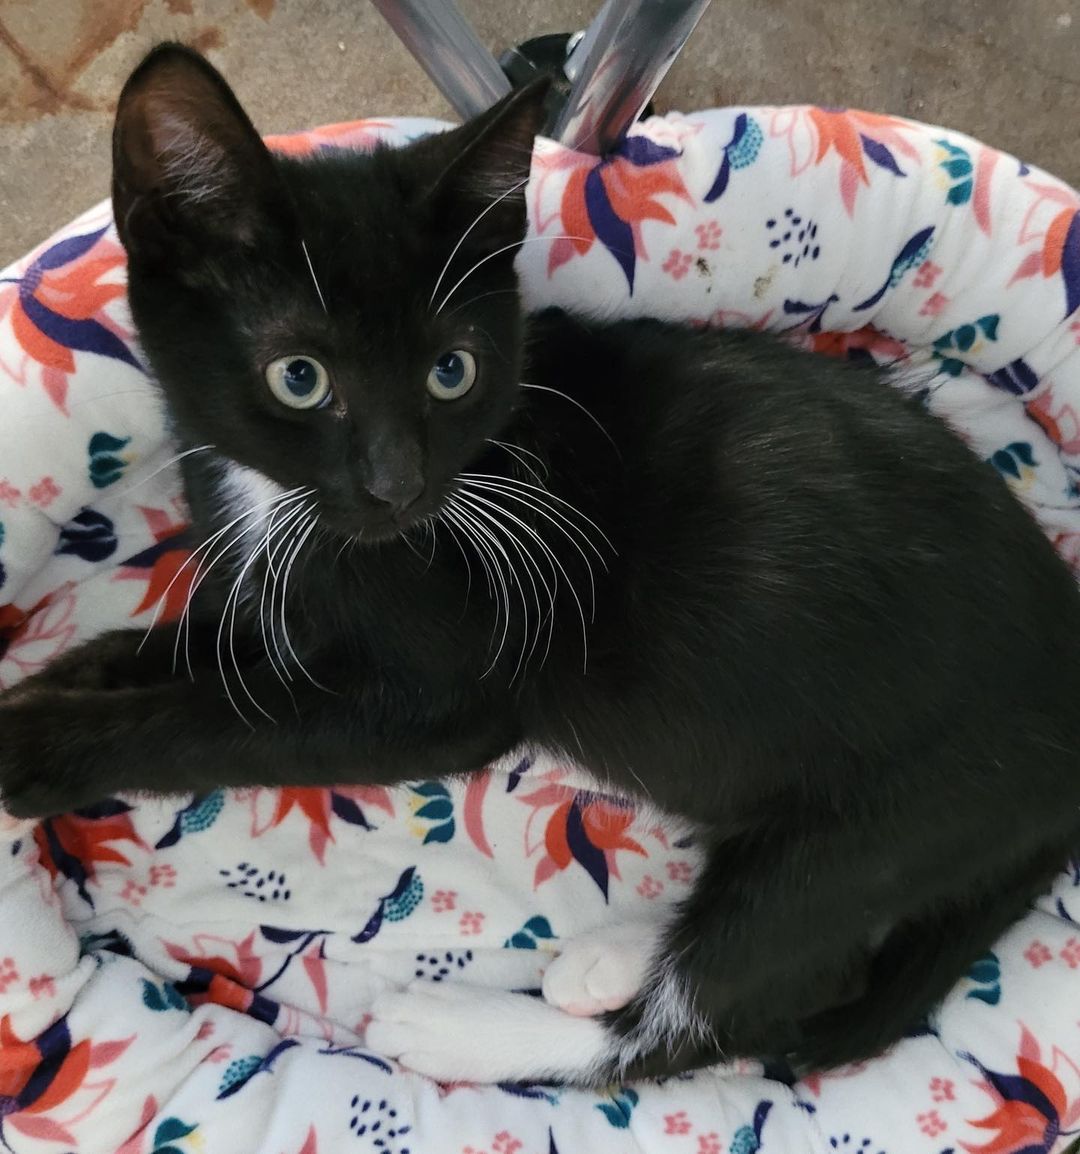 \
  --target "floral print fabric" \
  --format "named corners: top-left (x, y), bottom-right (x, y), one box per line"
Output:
top-left (1, 108), bottom-right (1079, 1153)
